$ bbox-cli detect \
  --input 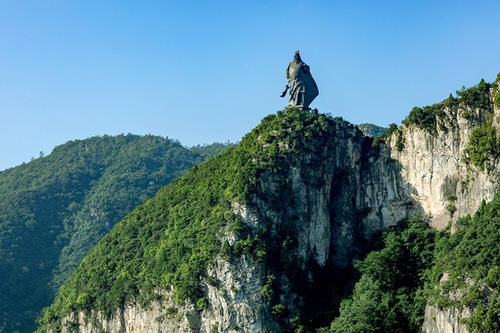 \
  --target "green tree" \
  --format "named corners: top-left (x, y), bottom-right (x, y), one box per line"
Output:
top-left (330, 216), bottom-right (437, 333)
